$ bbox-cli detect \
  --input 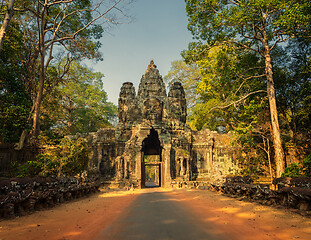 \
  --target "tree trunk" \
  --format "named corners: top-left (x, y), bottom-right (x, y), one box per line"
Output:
top-left (14, 130), bottom-right (28, 150)
top-left (262, 36), bottom-right (285, 178)
top-left (266, 138), bottom-right (273, 182)
top-left (32, 68), bottom-right (45, 138)
top-left (0, 0), bottom-right (15, 51)
top-left (32, 2), bottom-right (47, 138)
